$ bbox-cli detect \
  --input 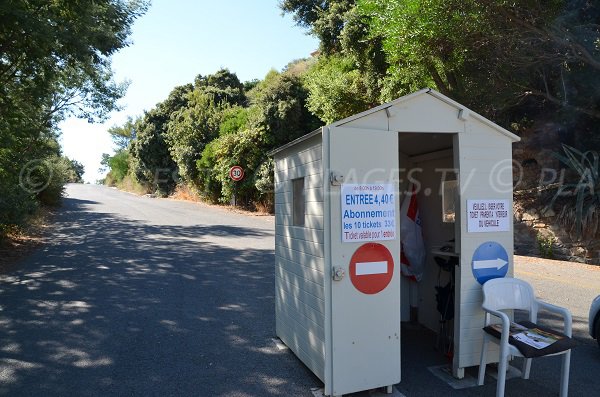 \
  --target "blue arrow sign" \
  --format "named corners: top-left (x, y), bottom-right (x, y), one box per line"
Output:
top-left (472, 241), bottom-right (509, 285)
